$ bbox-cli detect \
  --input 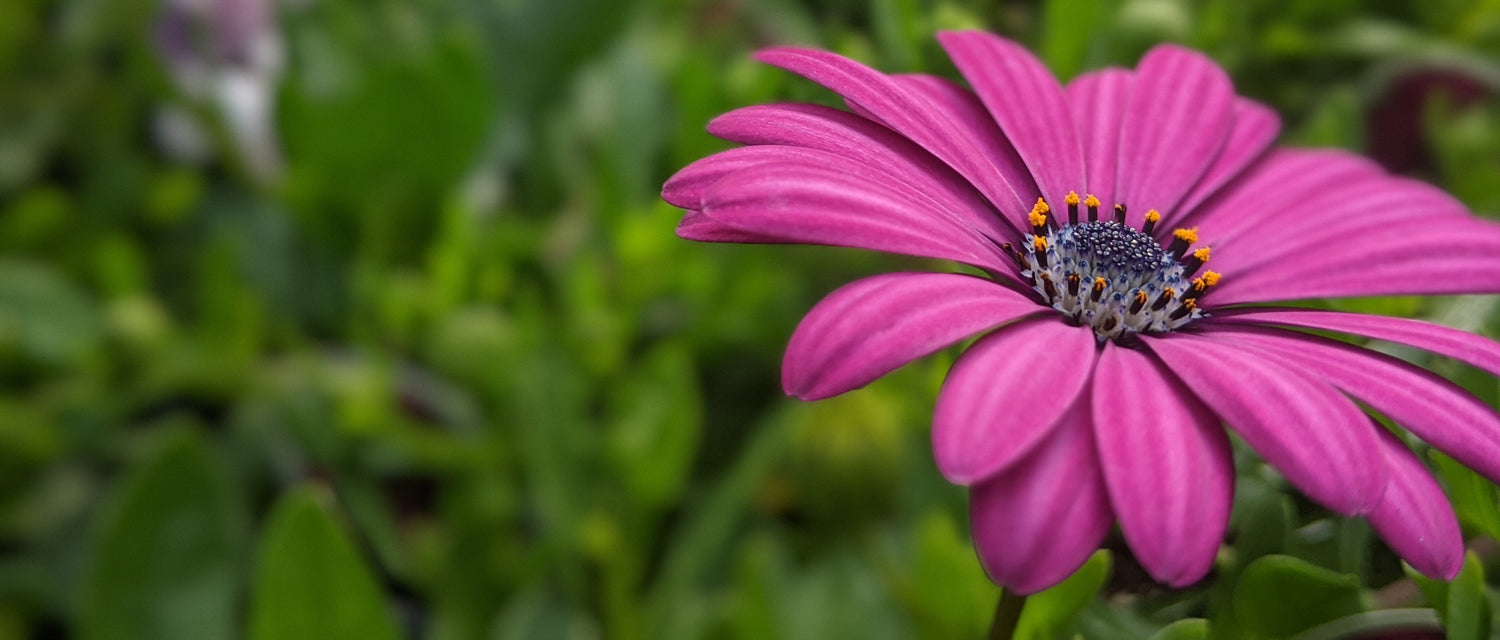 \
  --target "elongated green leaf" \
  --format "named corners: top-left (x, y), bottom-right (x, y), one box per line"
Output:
top-left (80, 430), bottom-right (243, 640)
top-left (1431, 452), bottom-right (1500, 540)
top-left (1148, 618), bottom-right (1209, 640)
top-left (607, 342), bottom-right (702, 509)
top-left (249, 487), bottom-right (400, 640)
top-left (1014, 550), bottom-right (1113, 640)
top-left (1404, 562), bottom-right (1450, 621)
top-left (1446, 552), bottom-right (1489, 640)
top-left (1234, 555), bottom-right (1365, 639)
top-left (1289, 610), bottom-right (1443, 640)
